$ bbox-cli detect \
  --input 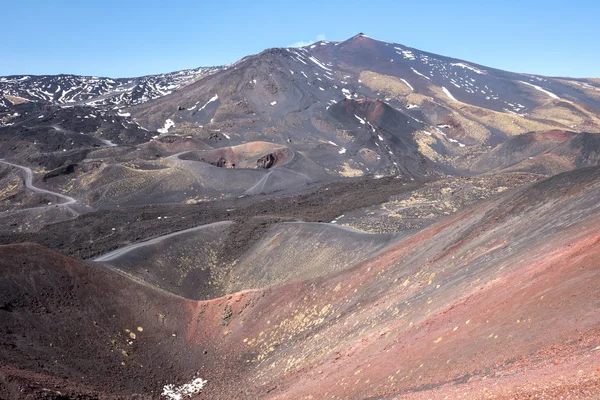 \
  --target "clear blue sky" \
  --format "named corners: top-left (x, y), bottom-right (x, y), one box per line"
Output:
top-left (2, 0), bottom-right (598, 78)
